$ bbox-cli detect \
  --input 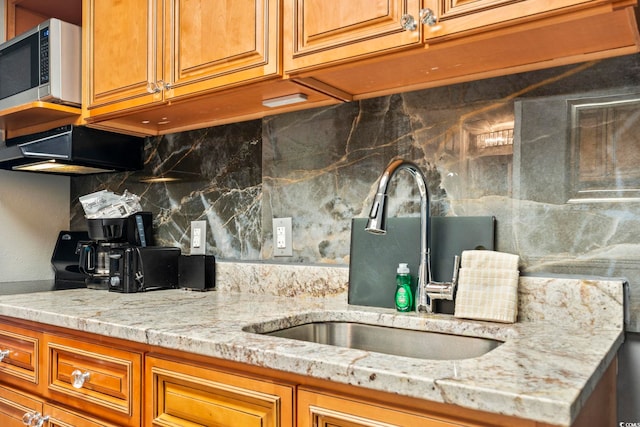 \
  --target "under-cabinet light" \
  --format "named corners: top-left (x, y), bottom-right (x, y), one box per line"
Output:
top-left (13, 160), bottom-right (114, 174)
top-left (262, 93), bottom-right (308, 108)
top-left (136, 170), bottom-right (203, 184)
top-left (138, 176), bottom-right (182, 183)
